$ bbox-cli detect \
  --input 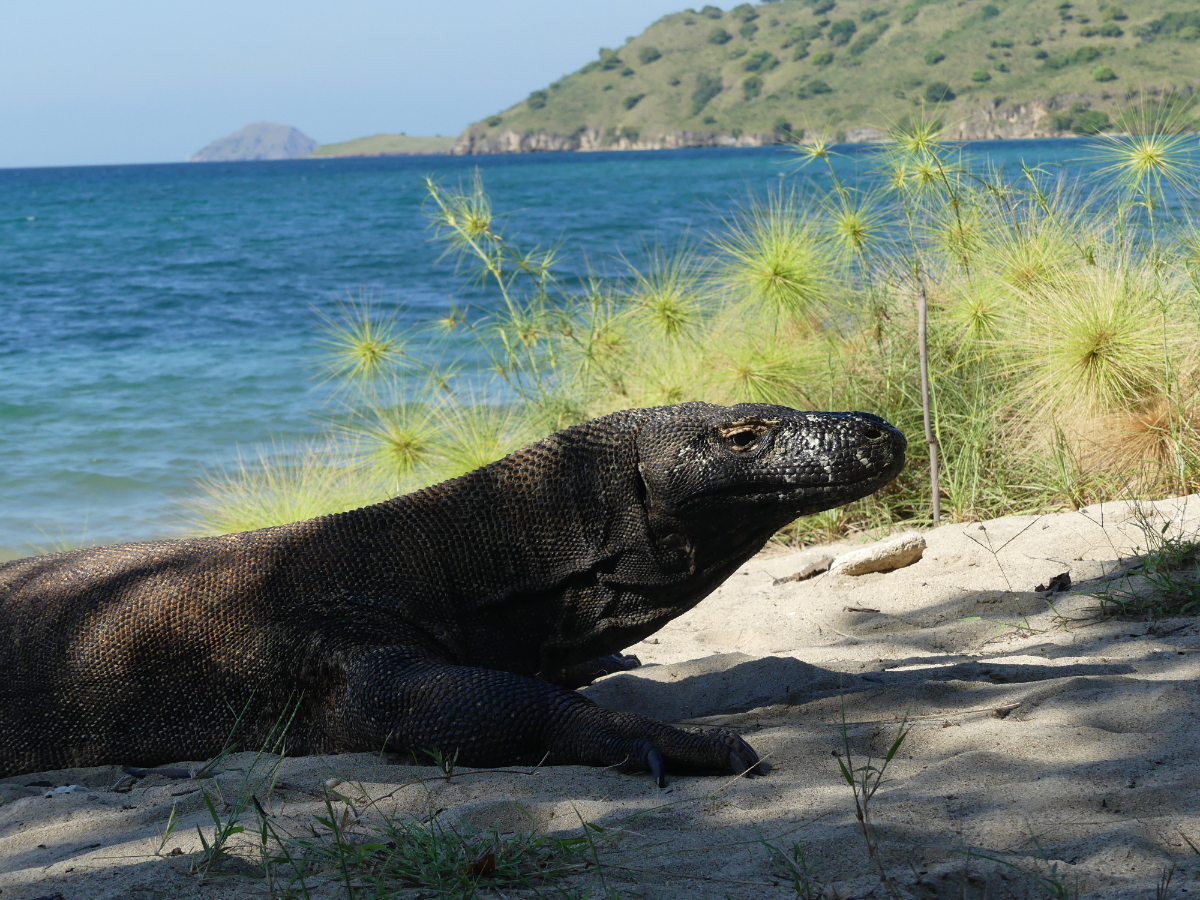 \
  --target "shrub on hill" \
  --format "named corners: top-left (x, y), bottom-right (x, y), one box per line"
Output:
top-left (849, 23), bottom-right (887, 56)
top-left (924, 47), bottom-right (945, 64)
top-left (732, 3), bottom-right (758, 20)
top-left (486, 115), bottom-right (503, 127)
top-left (599, 48), bottom-right (623, 70)
top-left (623, 93), bottom-right (646, 110)
top-left (700, 5), bottom-right (722, 18)
top-left (1074, 45), bottom-right (1102, 62)
top-left (1049, 101), bottom-right (1110, 133)
top-left (981, 4), bottom-right (999, 18)
top-left (796, 78), bottom-right (832, 98)
top-left (990, 37), bottom-right (1013, 47)
top-left (812, 0), bottom-right (836, 15)
top-left (861, 7), bottom-right (884, 21)
top-left (638, 46), bottom-right (662, 64)
top-left (793, 43), bottom-right (811, 59)
top-left (740, 21), bottom-right (760, 38)
top-left (744, 75), bottom-right (764, 99)
top-left (1093, 65), bottom-right (1116, 81)
top-left (925, 80), bottom-right (955, 102)
top-left (1100, 4), bottom-right (1127, 21)
top-left (691, 73), bottom-right (723, 115)
top-left (1137, 11), bottom-right (1200, 40)
top-left (900, 3), bottom-right (920, 23)
top-left (708, 27), bottom-right (732, 44)
top-left (829, 18), bottom-right (857, 44)
top-left (527, 90), bottom-right (549, 110)
top-left (785, 23), bottom-right (822, 45)
top-left (744, 50), bottom-right (780, 72)
top-left (812, 49), bottom-right (835, 65)
top-left (971, 68), bottom-right (991, 82)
